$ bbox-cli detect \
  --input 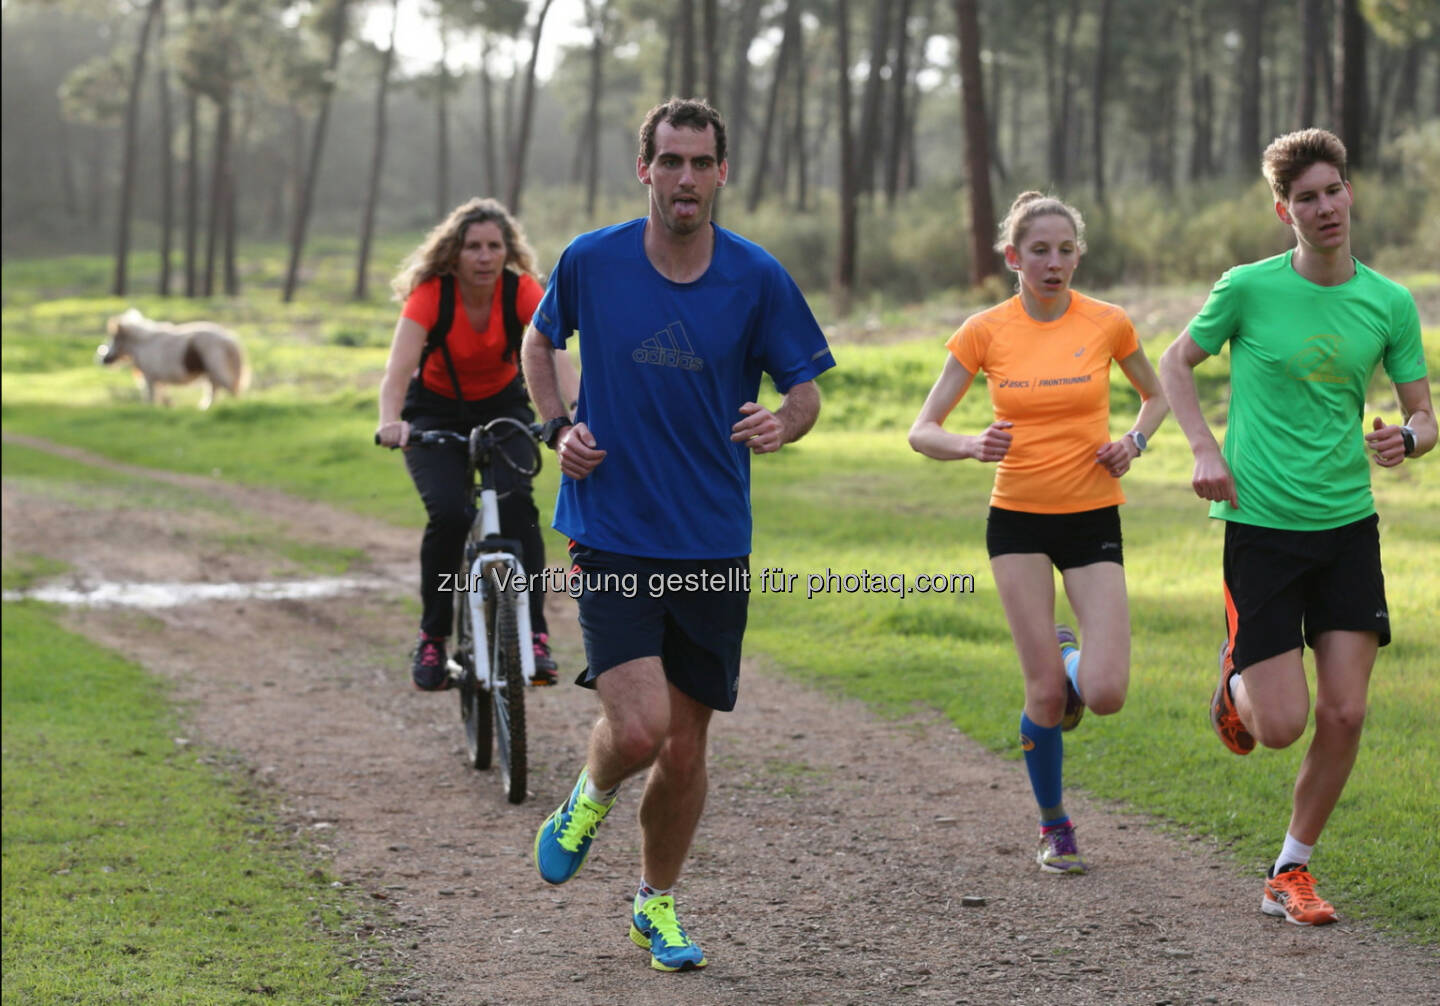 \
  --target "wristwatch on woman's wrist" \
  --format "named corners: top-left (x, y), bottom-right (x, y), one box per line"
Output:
top-left (1126, 430), bottom-right (1147, 455)
top-left (539, 416), bottom-right (573, 450)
